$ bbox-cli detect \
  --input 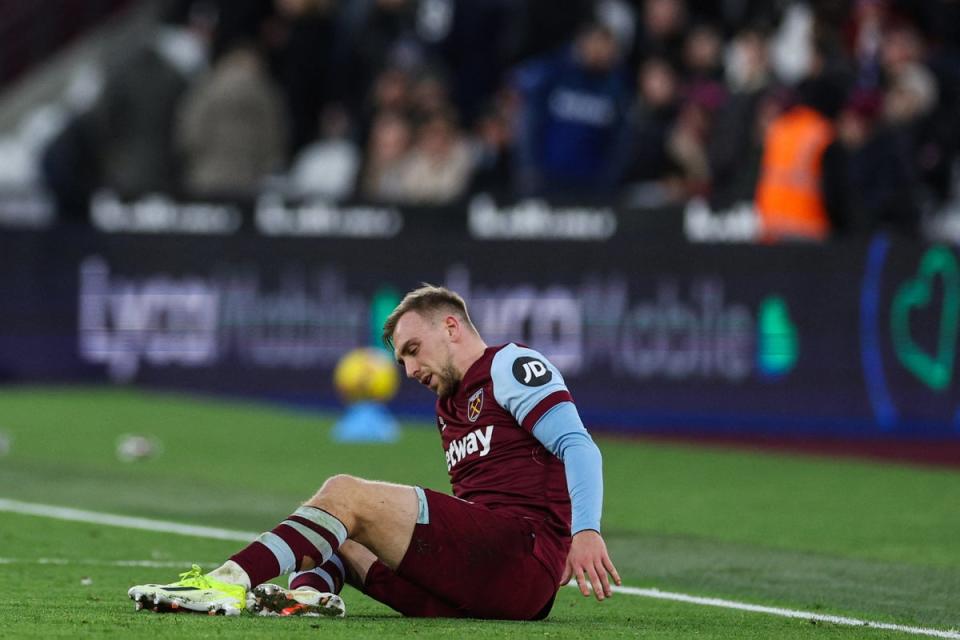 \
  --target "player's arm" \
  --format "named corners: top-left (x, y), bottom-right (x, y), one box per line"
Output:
top-left (532, 402), bottom-right (621, 601)
top-left (490, 345), bottom-right (621, 601)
